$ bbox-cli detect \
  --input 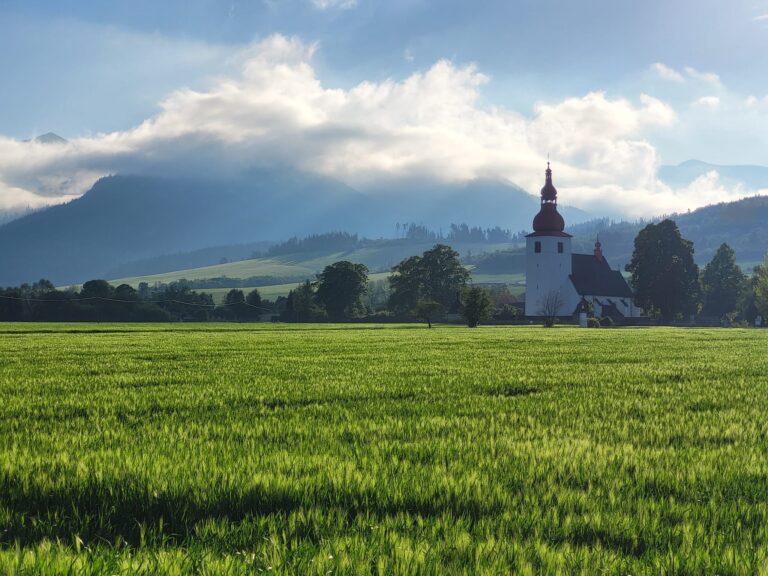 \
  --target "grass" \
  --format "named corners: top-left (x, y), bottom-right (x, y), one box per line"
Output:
top-left (203, 273), bottom-right (392, 304)
top-left (108, 256), bottom-right (319, 287)
top-left (1, 324), bottom-right (767, 574)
